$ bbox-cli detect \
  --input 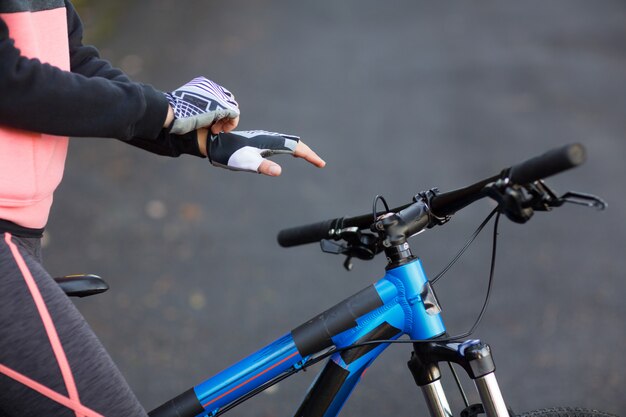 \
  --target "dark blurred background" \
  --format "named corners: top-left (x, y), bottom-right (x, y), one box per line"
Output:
top-left (46, 1), bottom-right (625, 416)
